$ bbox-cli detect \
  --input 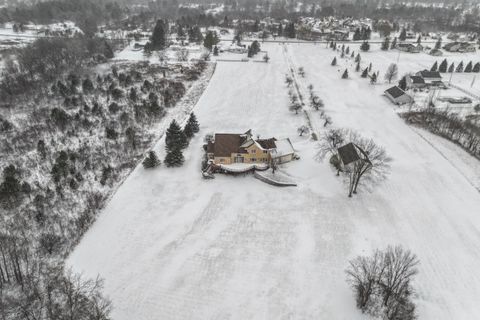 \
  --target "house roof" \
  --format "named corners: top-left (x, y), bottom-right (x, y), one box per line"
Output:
top-left (418, 70), bottom-right (442, 79)
top-left (409, 76), bottom-right (425, 84)
top-left (213, 133), bottom-right (248, 157)
top-left (257, 138), bottom-right (277, 149)
top-left (385, 86), bottom-right (407, 99)
top-left (338, 143), bottom-right (360, 166)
